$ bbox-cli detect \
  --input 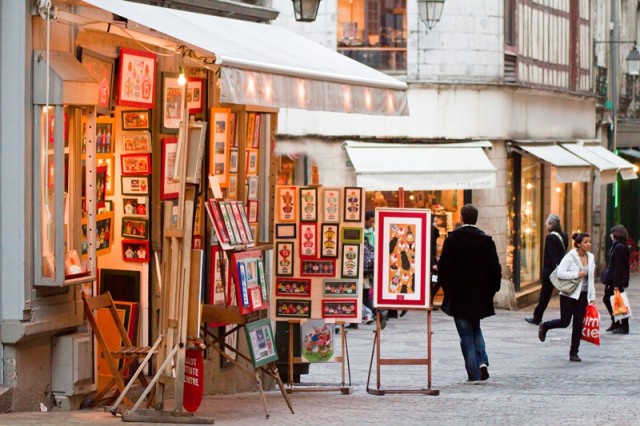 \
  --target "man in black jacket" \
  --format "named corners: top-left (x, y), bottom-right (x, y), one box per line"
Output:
top-left (438, 204), bottom-right (502, 383)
